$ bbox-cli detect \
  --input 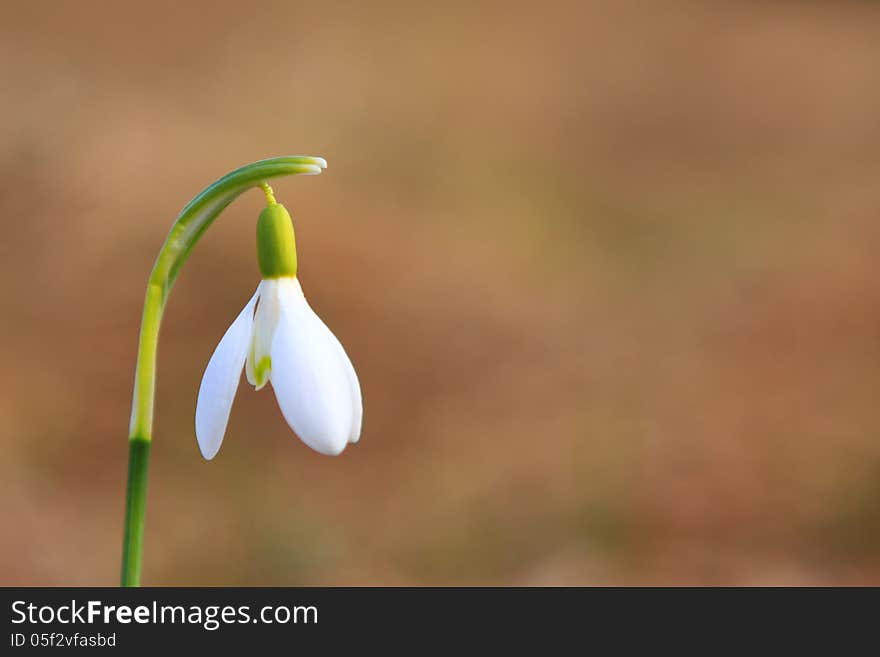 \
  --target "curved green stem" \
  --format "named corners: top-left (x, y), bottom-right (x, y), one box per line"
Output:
top-left (120, 156), bottom-right (327, 586)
